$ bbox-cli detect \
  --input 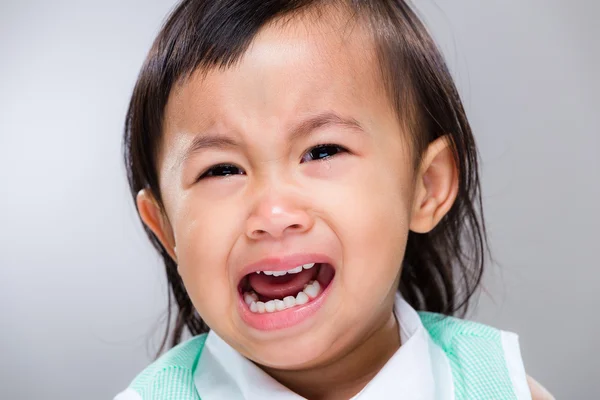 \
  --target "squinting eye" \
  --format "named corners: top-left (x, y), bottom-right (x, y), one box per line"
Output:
top-left (301, 144), bottom-right (347, 163)
top-left (198, 164), bottom-right (245, 181)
